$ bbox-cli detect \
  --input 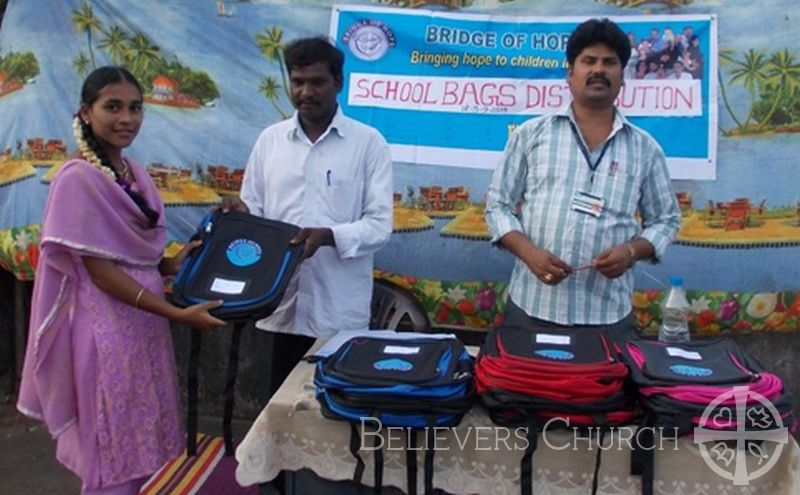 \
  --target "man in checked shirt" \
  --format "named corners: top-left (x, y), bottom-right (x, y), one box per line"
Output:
top-left (485, 18), bottom-right (681, 342)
